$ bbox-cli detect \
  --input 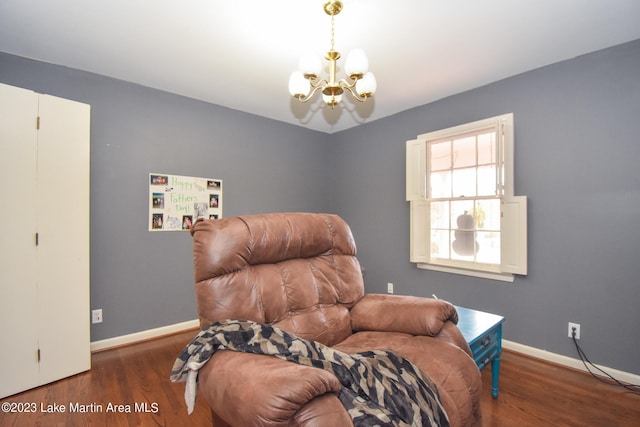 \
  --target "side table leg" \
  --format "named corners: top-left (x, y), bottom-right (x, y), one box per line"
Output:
top-left (491, 357), bottom-right (501, 398)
